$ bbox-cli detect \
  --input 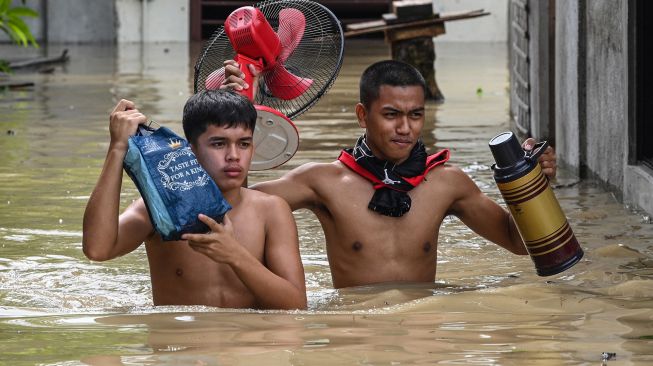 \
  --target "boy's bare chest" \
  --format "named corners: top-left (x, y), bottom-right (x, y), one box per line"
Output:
top-left (144, 235), bottom-right (260, 306)
top-left (146, 208), bottom-right (266, 279)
